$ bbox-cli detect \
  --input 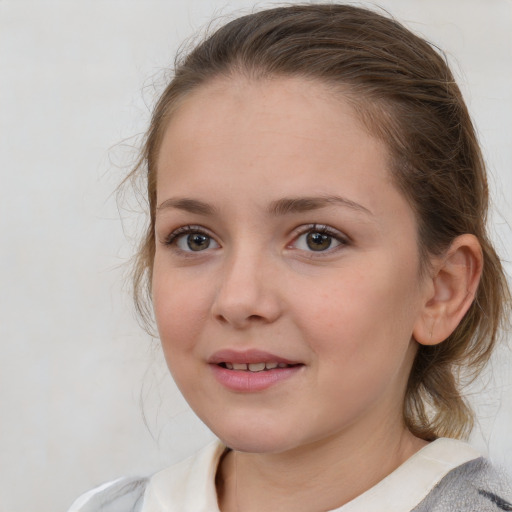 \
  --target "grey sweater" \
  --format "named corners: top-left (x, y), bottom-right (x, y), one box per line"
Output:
top-left (413, 457), bottom-right (512, 511)
top-left (70, 456), bottom-right (512, 512)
